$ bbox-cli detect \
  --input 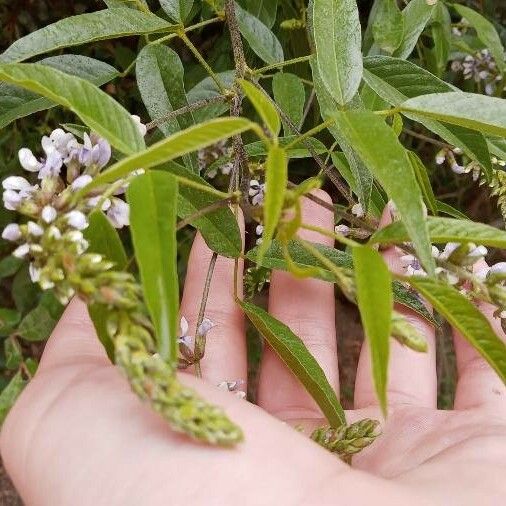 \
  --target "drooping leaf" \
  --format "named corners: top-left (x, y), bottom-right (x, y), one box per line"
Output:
top-left (17, 292), bottom-right (64, 342)
top-left (393, 0), bottom-right (435, 59)
top-left (237, 0), bottom-right (278, 28)
top-left (453, 4), bottom-right (505, 74)
top-left (362, 56), bottom-right (492, 177)
top-left (85, 210), bottom-right (128, 360)
top-left (333, 110), bottom-right (434, 274)
top-left (127, 171), bottom-right (179, 363)
top-left (0, 308), bottom-right (21, 337)
top-left (372, 0), bottom-right (404, 54)
top-left (162, 161), bottom-right (242, 258)
top-left (0, 63), bottom-right (145, 155)
top-left (160, 0), bottom-right (194, 23)
top-left (429, 2), bottom-right (452, 77)
top-left (0, 371), bottom-right (26, 425)
top-left (409, 277), bottom-right (506, 385)
top-left (272, 72), bottom-right (305, 134)
top-left (312, 0), bottom-right (363, 105)
top-left (239, 79), bottom-right (280, 136)
top-left (400, 92), bottom-right (506, 139)
top-left (371, 216), bottom-right (506, 249)
top-left (0, 8), bottom-right (174, 63)
top-left (247, 239), bottom-right (437, 325)
top-left (0, 257), bottom-right (23, 279)
top-left (136, 44), bottom-right (197, 172)
top-left (257, 145), bottom-right (288, 262)
top-left (0, 55), bottom-right (119, 129)
top-left (408, 151), bottom-right (437, 215)
top-left (311, 59), bottom-right (373, 210)
top-left (83, 117), bottom-right (253, 190)
top-left (235, 2), bottom-right (284, 65)
top-left (239, 300), bottom-right (346, 426)
top-left (353, 246), bottom-right (392, 414)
